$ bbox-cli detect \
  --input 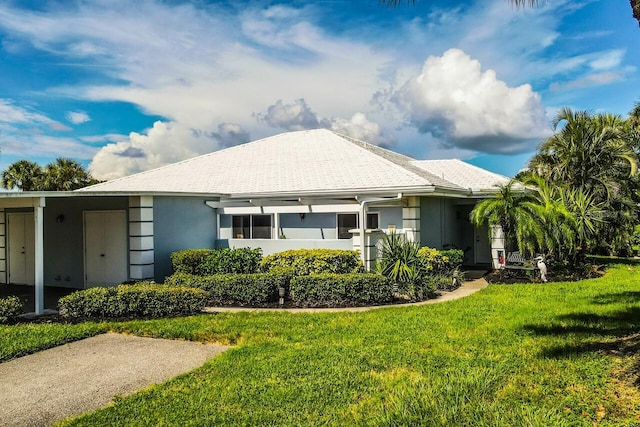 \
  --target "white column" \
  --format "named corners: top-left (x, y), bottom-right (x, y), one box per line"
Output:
top-left (490, 225), bottom-right (506, 269)
top-left (274, 213), bottom-right (280, 239)
top-left (402, 196), bottom-right (421, 244)
top-left (129, 196), bottom-right (154, 281)
top-left (34, 202), bottom-right (45, 315)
